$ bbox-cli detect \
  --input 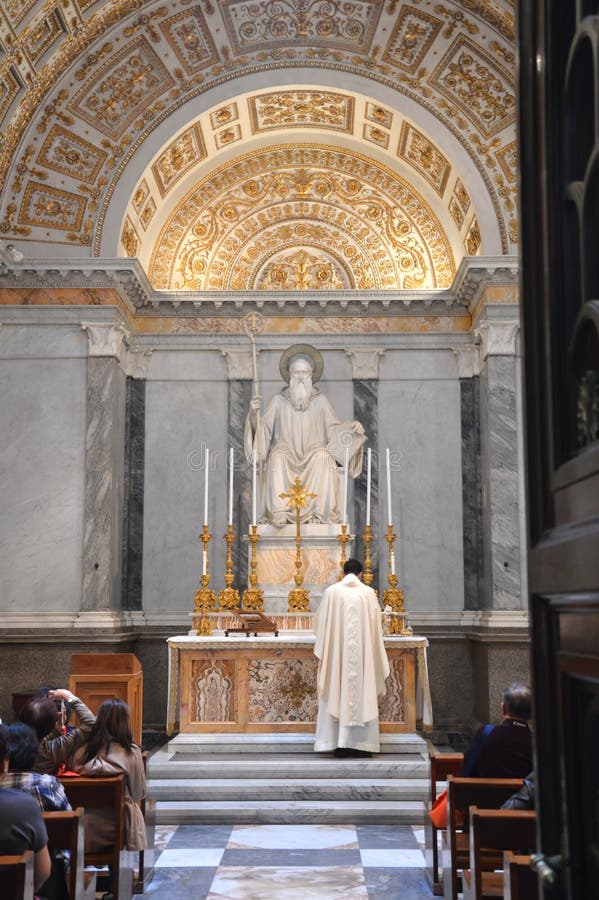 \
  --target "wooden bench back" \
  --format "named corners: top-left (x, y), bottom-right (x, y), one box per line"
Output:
top-left (429, 750), bottom-right (464, 801)
top-left (43, 807), bottom-right (87, 899)
top-left (425, 751), bottom-right (464, 894)
top-left (0, 851), bottom-right (34, 899)
top-left (467, 808), bottom-right (537, 899)
top-left (503, 850), bottom-right (538, 900)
